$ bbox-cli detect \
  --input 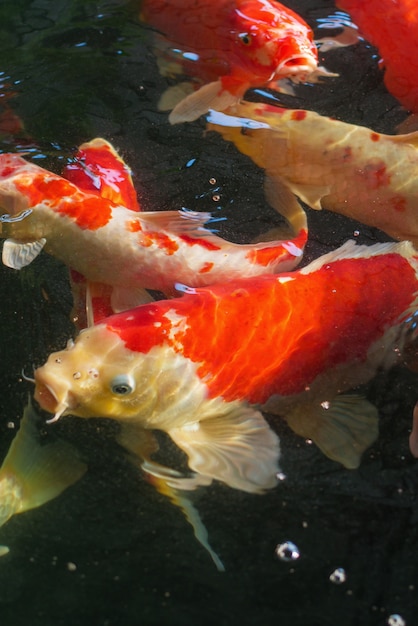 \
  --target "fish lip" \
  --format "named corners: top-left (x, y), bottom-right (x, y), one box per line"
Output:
top-left (275, 53), bottom-right (318, 81)
top-left (34, 381), bottom-right (61, 413)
